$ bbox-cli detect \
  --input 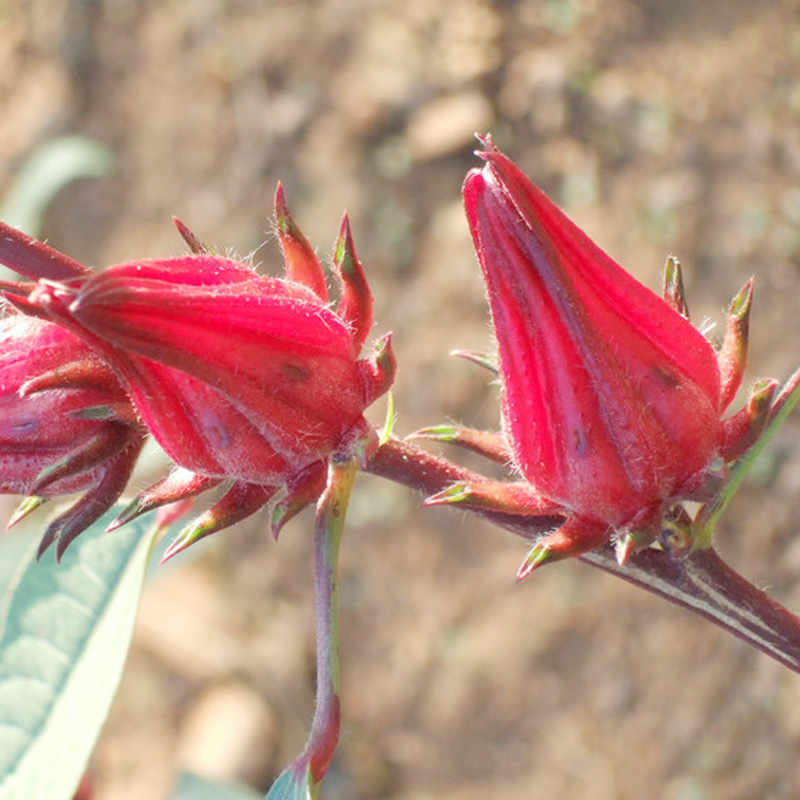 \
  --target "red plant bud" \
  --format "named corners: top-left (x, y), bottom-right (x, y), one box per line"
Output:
top-left (461, 139), bottom-right (766, 569)
top-left (23, 198), bottom-right (395, 552)
top-left (32, 254), bottom-right (386, 479)
top-left (0, 313), bottom-right (144, 558)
